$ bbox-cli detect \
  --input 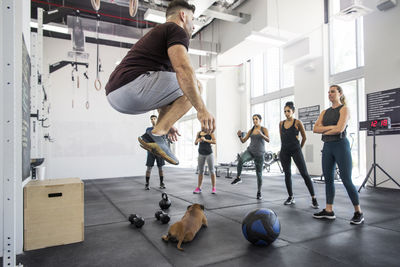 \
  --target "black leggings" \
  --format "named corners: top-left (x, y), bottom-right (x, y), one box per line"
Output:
top-left (280, 147), bottom-right (315, 197)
